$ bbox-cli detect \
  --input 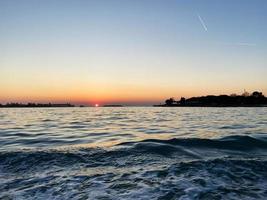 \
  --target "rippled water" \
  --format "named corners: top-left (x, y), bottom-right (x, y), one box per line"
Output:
top-left (1, 107), bottom-right (267, 199)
